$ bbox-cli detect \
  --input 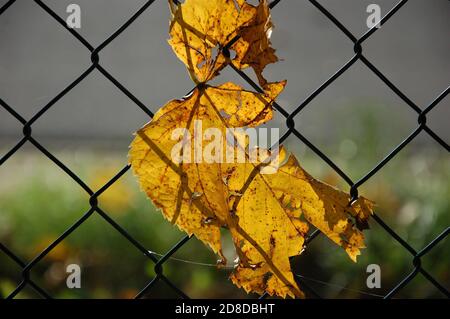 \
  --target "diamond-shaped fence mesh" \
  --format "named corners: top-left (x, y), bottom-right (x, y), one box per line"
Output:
top-left (0, 0), bottom-right (448, 299)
